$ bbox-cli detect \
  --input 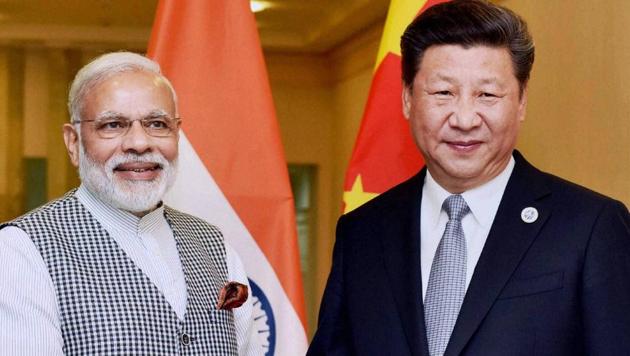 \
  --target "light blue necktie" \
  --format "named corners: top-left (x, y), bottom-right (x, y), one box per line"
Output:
top-left (424, 194), bottom-right (470, 356)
